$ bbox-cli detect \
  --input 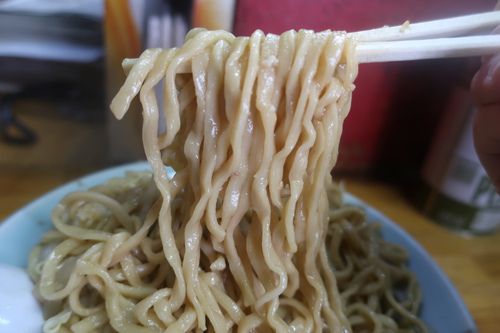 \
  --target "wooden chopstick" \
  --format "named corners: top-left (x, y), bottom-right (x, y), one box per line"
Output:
top-left (356, 34), bottom-right (500, 63)
top-left (349, 11), bottom-right (500, 42)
